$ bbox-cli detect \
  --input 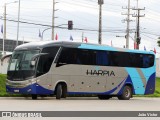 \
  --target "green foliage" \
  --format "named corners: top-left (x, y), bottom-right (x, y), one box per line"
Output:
top-left (0, 74), bottom-right (23, 97)
top-left (154, 78), bottom-right (160, 96)
top-left (0, 74), bottom-right (8, 96)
